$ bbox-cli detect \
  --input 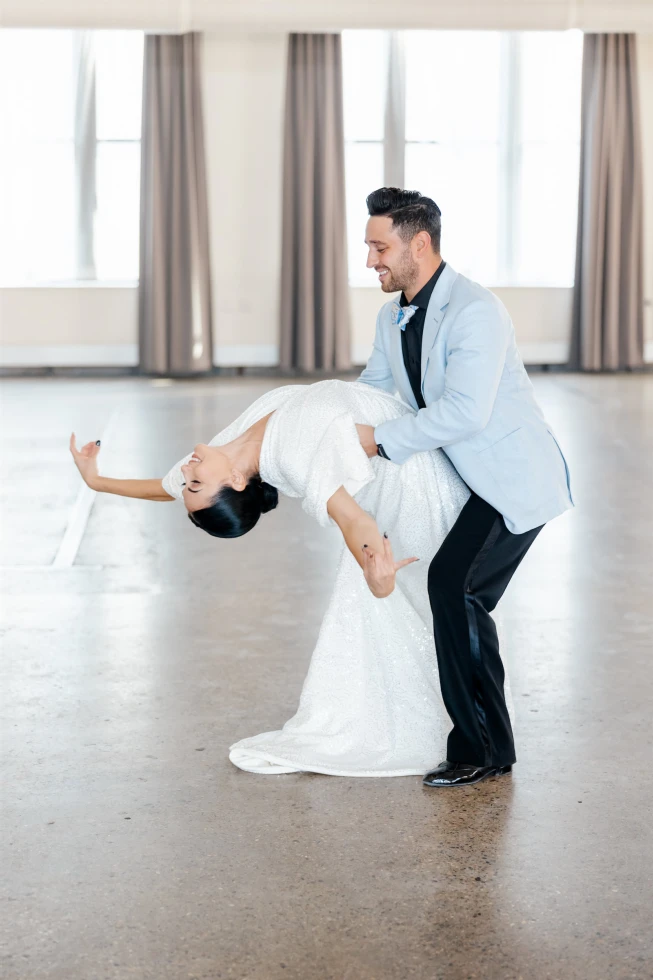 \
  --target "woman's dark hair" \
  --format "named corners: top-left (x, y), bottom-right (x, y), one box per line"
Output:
top-left (366, 187), bottom-right (441, 252)
top-left (188, 476), bottom-right (279, 538)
